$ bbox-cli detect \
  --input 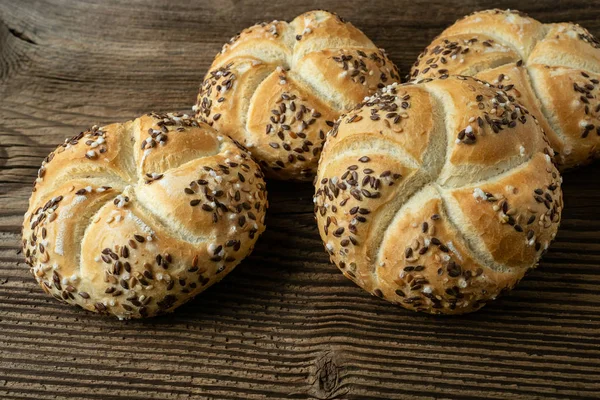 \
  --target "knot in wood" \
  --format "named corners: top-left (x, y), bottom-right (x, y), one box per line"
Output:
top-left (309, 351), bottom-right (346, 399)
